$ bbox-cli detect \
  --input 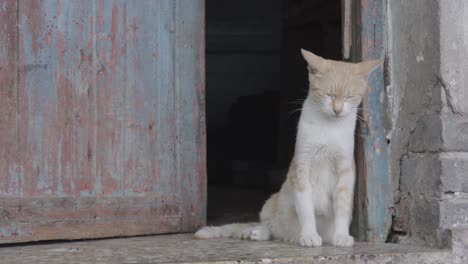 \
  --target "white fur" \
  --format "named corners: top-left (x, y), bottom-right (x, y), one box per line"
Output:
top-left (194, 223), bottom-right (256, 239)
